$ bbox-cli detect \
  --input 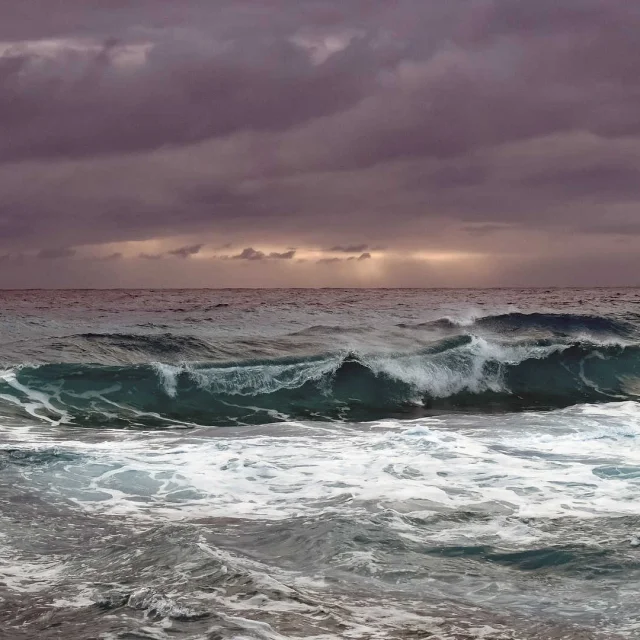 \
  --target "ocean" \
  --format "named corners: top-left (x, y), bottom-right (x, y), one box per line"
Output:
top-left (1, 288), bottom-right (639, 639)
